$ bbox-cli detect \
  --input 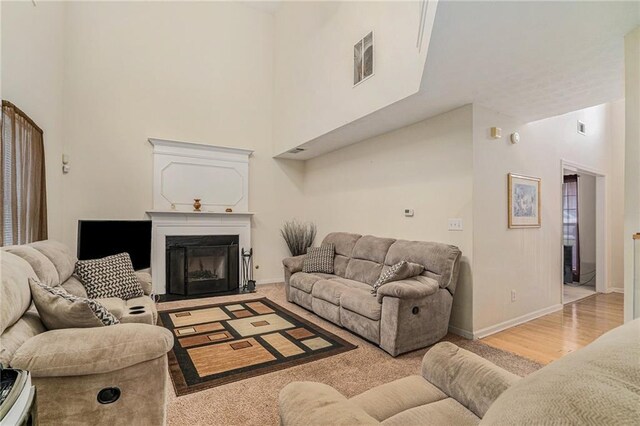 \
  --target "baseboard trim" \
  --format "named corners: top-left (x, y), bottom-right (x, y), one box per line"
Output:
top-left (448, 325), bottom-right (474, 340)
top-left (473, 303), bottom-right (563, 339)
top-left (256, 278), bottom-right (282, 285)
top-left (607, 287), bottom-right (624, 294)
